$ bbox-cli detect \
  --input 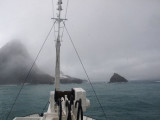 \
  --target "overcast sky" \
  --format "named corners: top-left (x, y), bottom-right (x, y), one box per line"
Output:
top-left (0, 0), bottom-right (160, 81)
